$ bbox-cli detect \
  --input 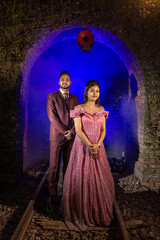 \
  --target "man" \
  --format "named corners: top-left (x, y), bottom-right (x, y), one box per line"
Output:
top-left (46, 71), bottom-right (79, 205)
